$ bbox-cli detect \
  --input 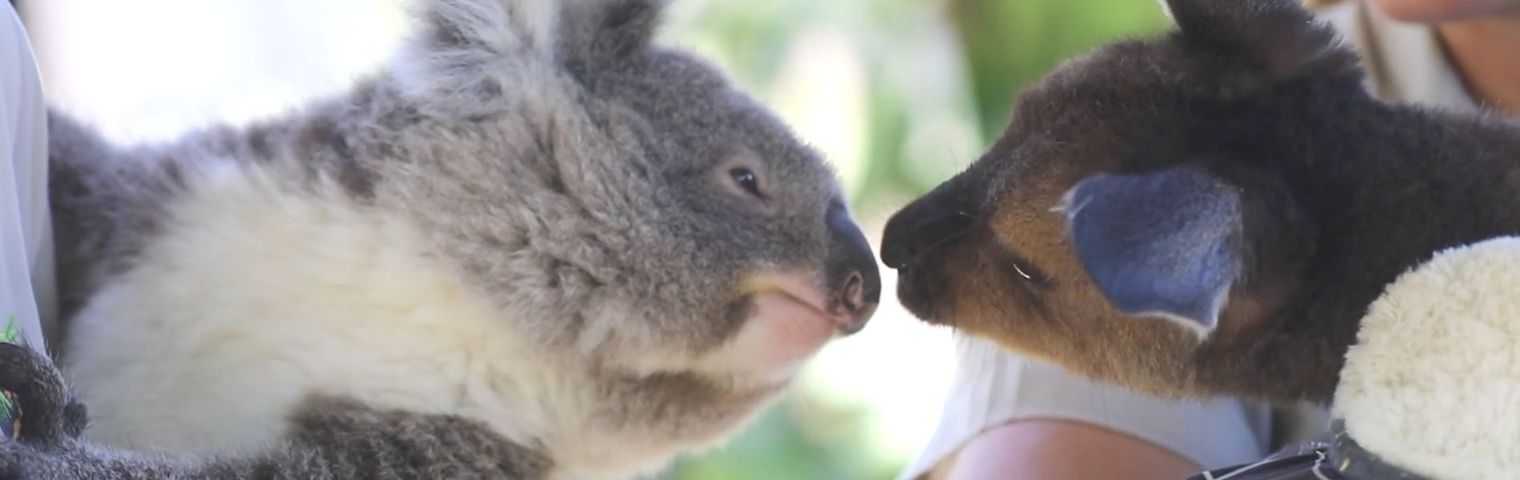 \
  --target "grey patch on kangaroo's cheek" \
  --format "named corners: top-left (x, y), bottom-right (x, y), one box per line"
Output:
top-left (1065, 168), bottom-right (1244, 332)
